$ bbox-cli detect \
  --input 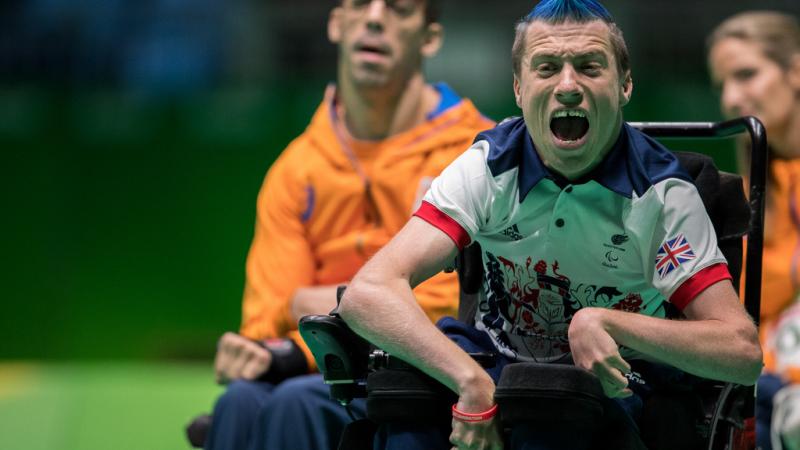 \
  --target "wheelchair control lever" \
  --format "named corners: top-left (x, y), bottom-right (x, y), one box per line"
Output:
top-left (298, 314), bottom-right (371, 405)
